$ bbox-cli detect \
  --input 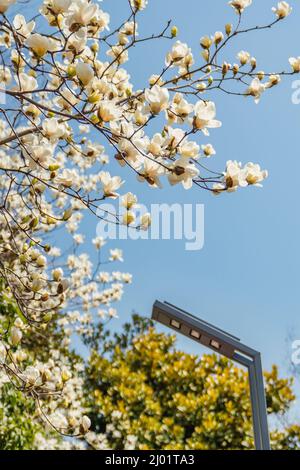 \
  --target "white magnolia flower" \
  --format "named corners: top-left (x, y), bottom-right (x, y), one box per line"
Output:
top-left (137, 159), bottom-right (164, 188)
top-left (43, 0), bottom-right (72, 15)
top-left (202, 144), bottom-right (216, 158)
top-left (76, 62), bottom-right (94, 86)
top-left (109, 249), bottom-right (123, 262)
top-left (237, 50), bottom-right (251, 65)
top-left (229, 0), bottom-right (252, 14)
top-left (0, 66), bottom-right (11, 84)
top-left (243, 162), bottom-right (268, 186)
top-left (145, 85), bottom-right (169, 114)
top-left (22, 366), bottom-right (40, 386)
top-left (13, 14), bottom-right (35, 40)
top-left (92, 236), bottom-right (106, 250)
top-left (0, 0), bottom-right (15, 13)
top-left (272, 2), bottom-right (292, 19)
top-left (10, 326), bottom-right (22, 346)
top-left (123, 211), bottom-right (136, 226)
top-left (194, 101), bottom-right (222, 135)
top-left (246, 78), bottom-right (265, 103)
top-left (25, 142), bottom-right (54, 169)
top-left (52, 268), bottom-right (63, 281)
top-left (42, 118), bottom-right (65, 141)
top-left (289, 57), bottom-right (300, 73)
top-left (179, 141), bottom-right (200, 159)
top-left (130, 0), bottom-right (148, 11)
top-left (57, 88), bottom-right (79, 110)
top-left (0, 342), bottom-right (6, 363)
top-left (100, 172), bottom-right (124, 198)
top-left (140, 212), bottom-right (151, 230)
top-left (121, 192), bottom-right (138, 209)
top-left (169, 158), bottom-right (199, 190)
top-left (66, 0), bottom-right (98, 29)
top-left (97, 101), bottom-right (122, 122)
top-left (166, 41), bottom-right (190, 65)
top-left (14, 73), bottom-right (38, 92)
top-left (223, 160), bottom-right (246, 191)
